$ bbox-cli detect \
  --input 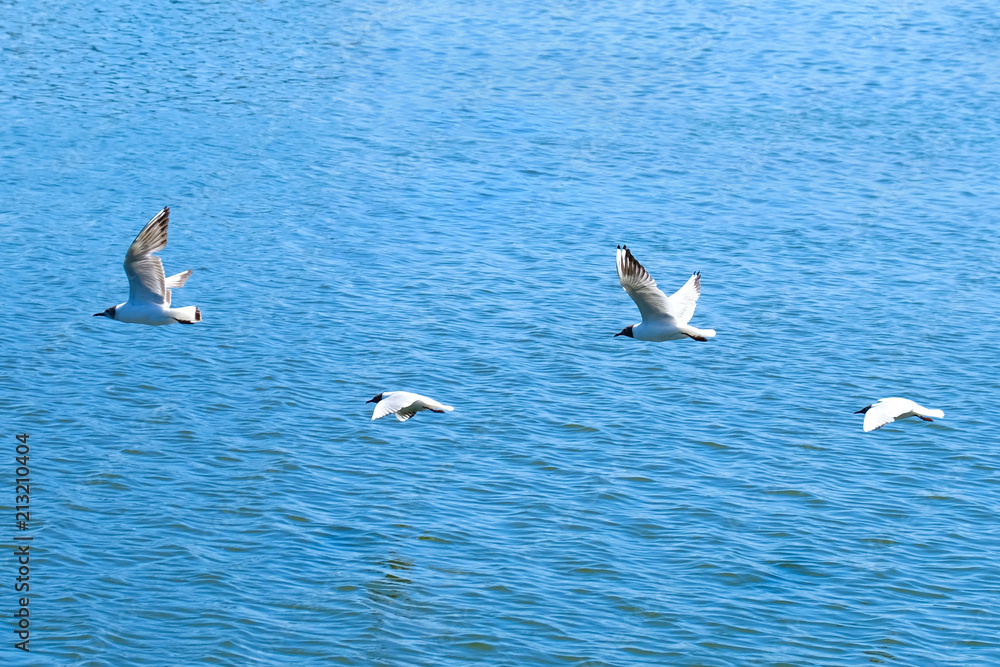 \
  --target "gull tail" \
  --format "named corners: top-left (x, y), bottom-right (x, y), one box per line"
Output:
top-left (165, 270), bottom-right (193, 289)
top-left (171, 306), bottom-right (202, 324)
top-left (680, 325), bottom-right (716, 340)
top-left (923, 408), bottom-right (944, 419)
